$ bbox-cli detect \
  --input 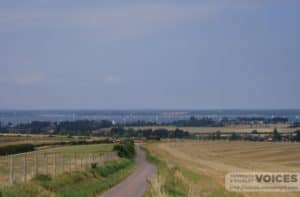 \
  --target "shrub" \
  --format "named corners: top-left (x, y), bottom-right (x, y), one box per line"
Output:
top-left (113, 139), bottom-right (135, 159)
top-left (0, 144), bottom-right (35, 156)
top-left (228, 133), bottom-right (240, 141)
top-left (94, 158), bottom-right (131, 177)
top-left (91, 163), bottom-right (98, 169)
